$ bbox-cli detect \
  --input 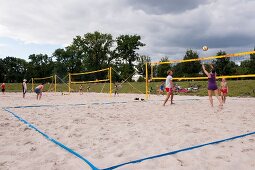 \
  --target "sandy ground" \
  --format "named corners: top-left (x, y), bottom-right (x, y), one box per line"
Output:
top-left (0, 92), bottom-right (255, 170)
